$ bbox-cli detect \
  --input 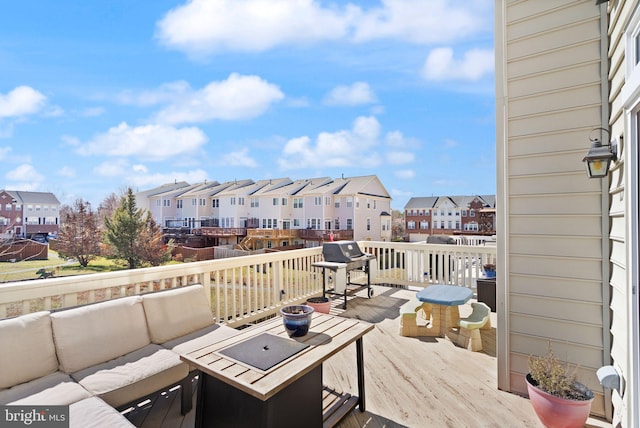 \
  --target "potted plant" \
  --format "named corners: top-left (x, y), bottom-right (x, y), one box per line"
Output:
top-left (483, 263), bottom-right (496, 278)
top-left (306, 296), bottom-right (331, 314)
top-left (526, 341), bottom-right (594, 428)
